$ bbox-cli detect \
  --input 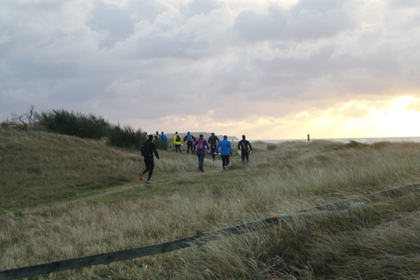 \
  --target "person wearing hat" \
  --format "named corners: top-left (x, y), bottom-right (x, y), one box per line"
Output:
top-left (216, 135), bottom-right (232, 170)
top-left (193, 134), bottom-right (210, 172)
top-left (183, 131), bottom-right (196, 154)
top-left (140, 134), bottom-right (160, 184)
